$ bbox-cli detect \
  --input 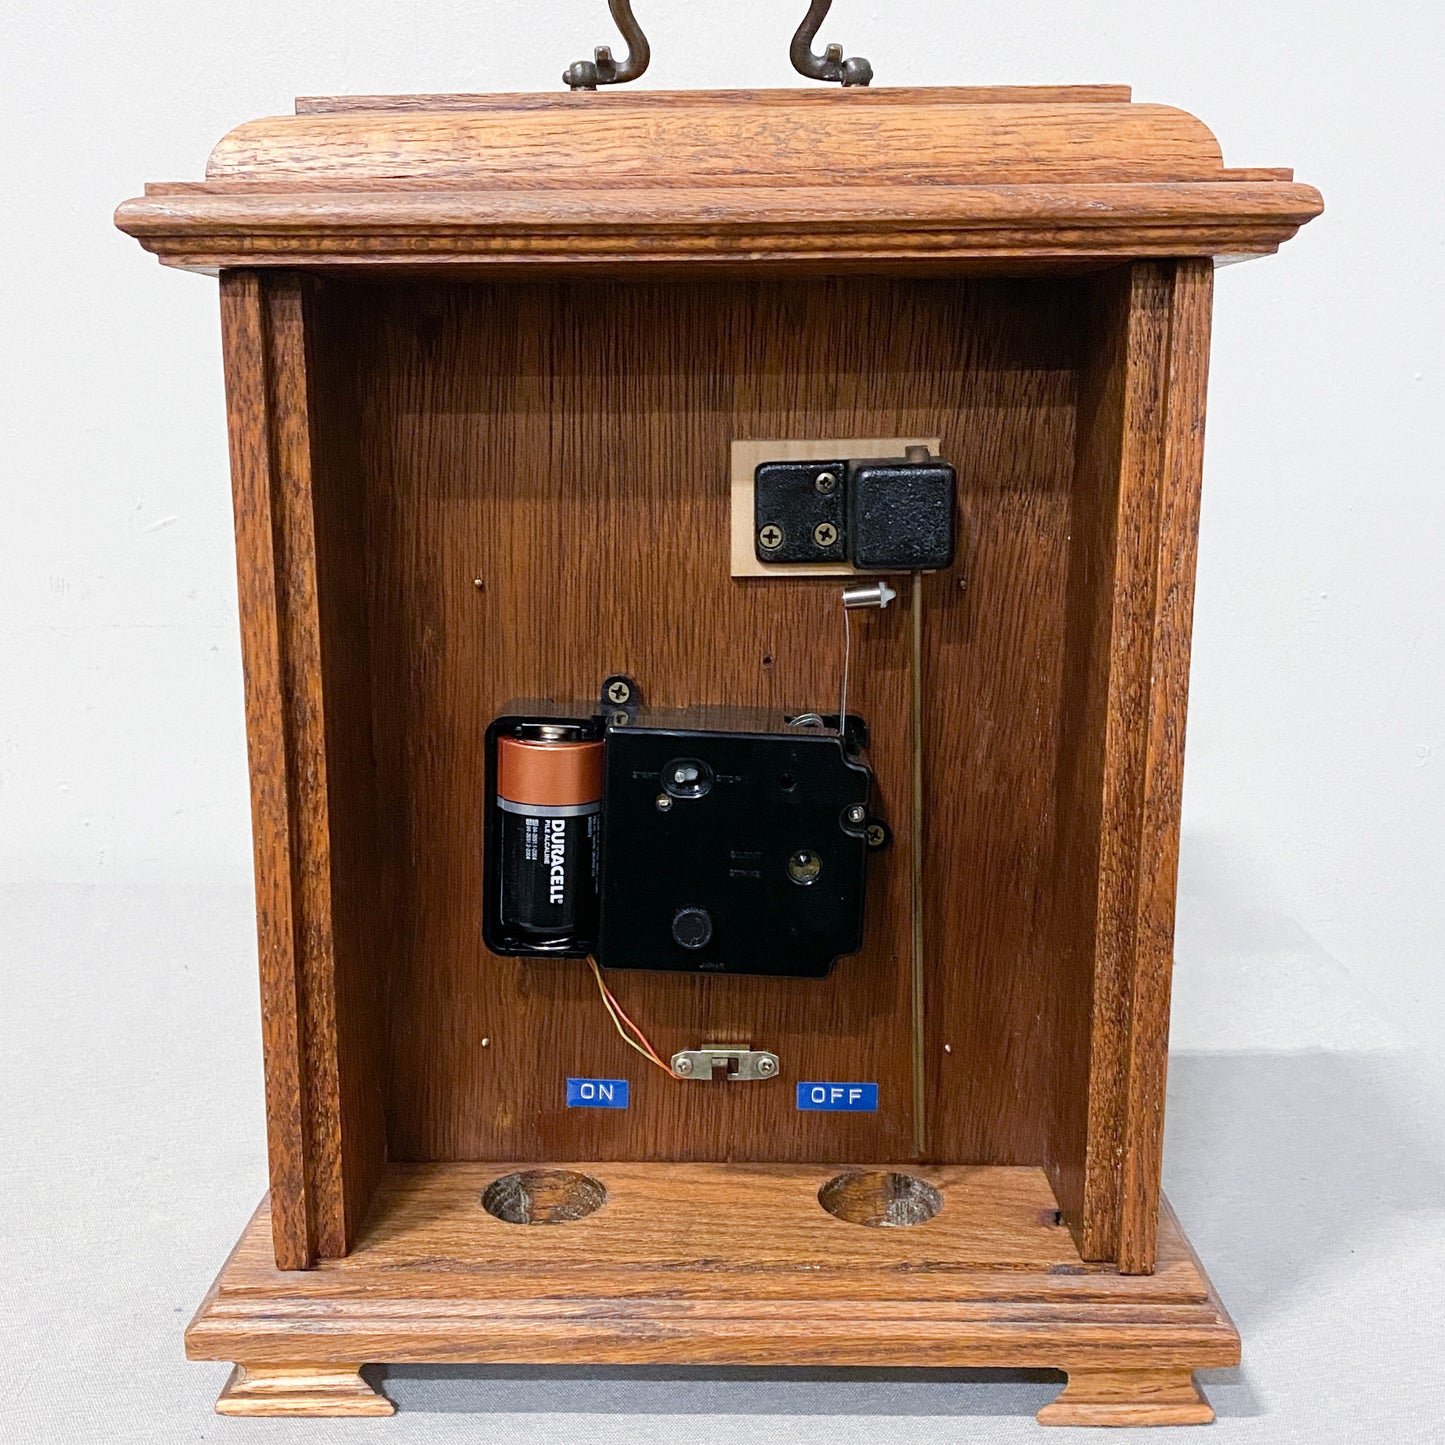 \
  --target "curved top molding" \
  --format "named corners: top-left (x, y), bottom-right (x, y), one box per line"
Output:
top-left (115, 86), bottom-right (1322, 275)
